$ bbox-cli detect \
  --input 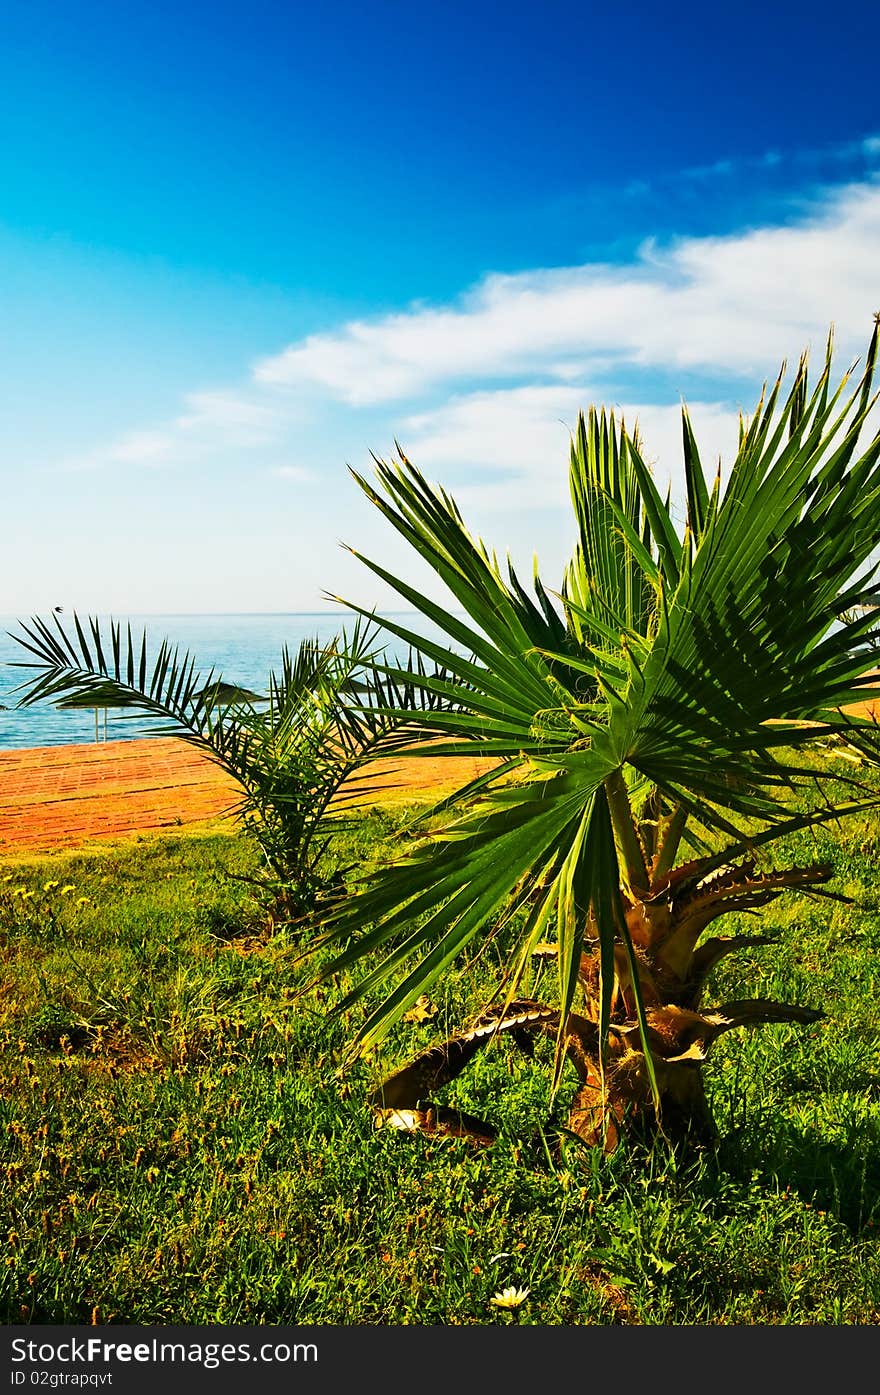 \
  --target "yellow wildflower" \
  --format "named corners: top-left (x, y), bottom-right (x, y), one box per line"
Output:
top-left (490, 1285), bottom-right (530, 1309)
